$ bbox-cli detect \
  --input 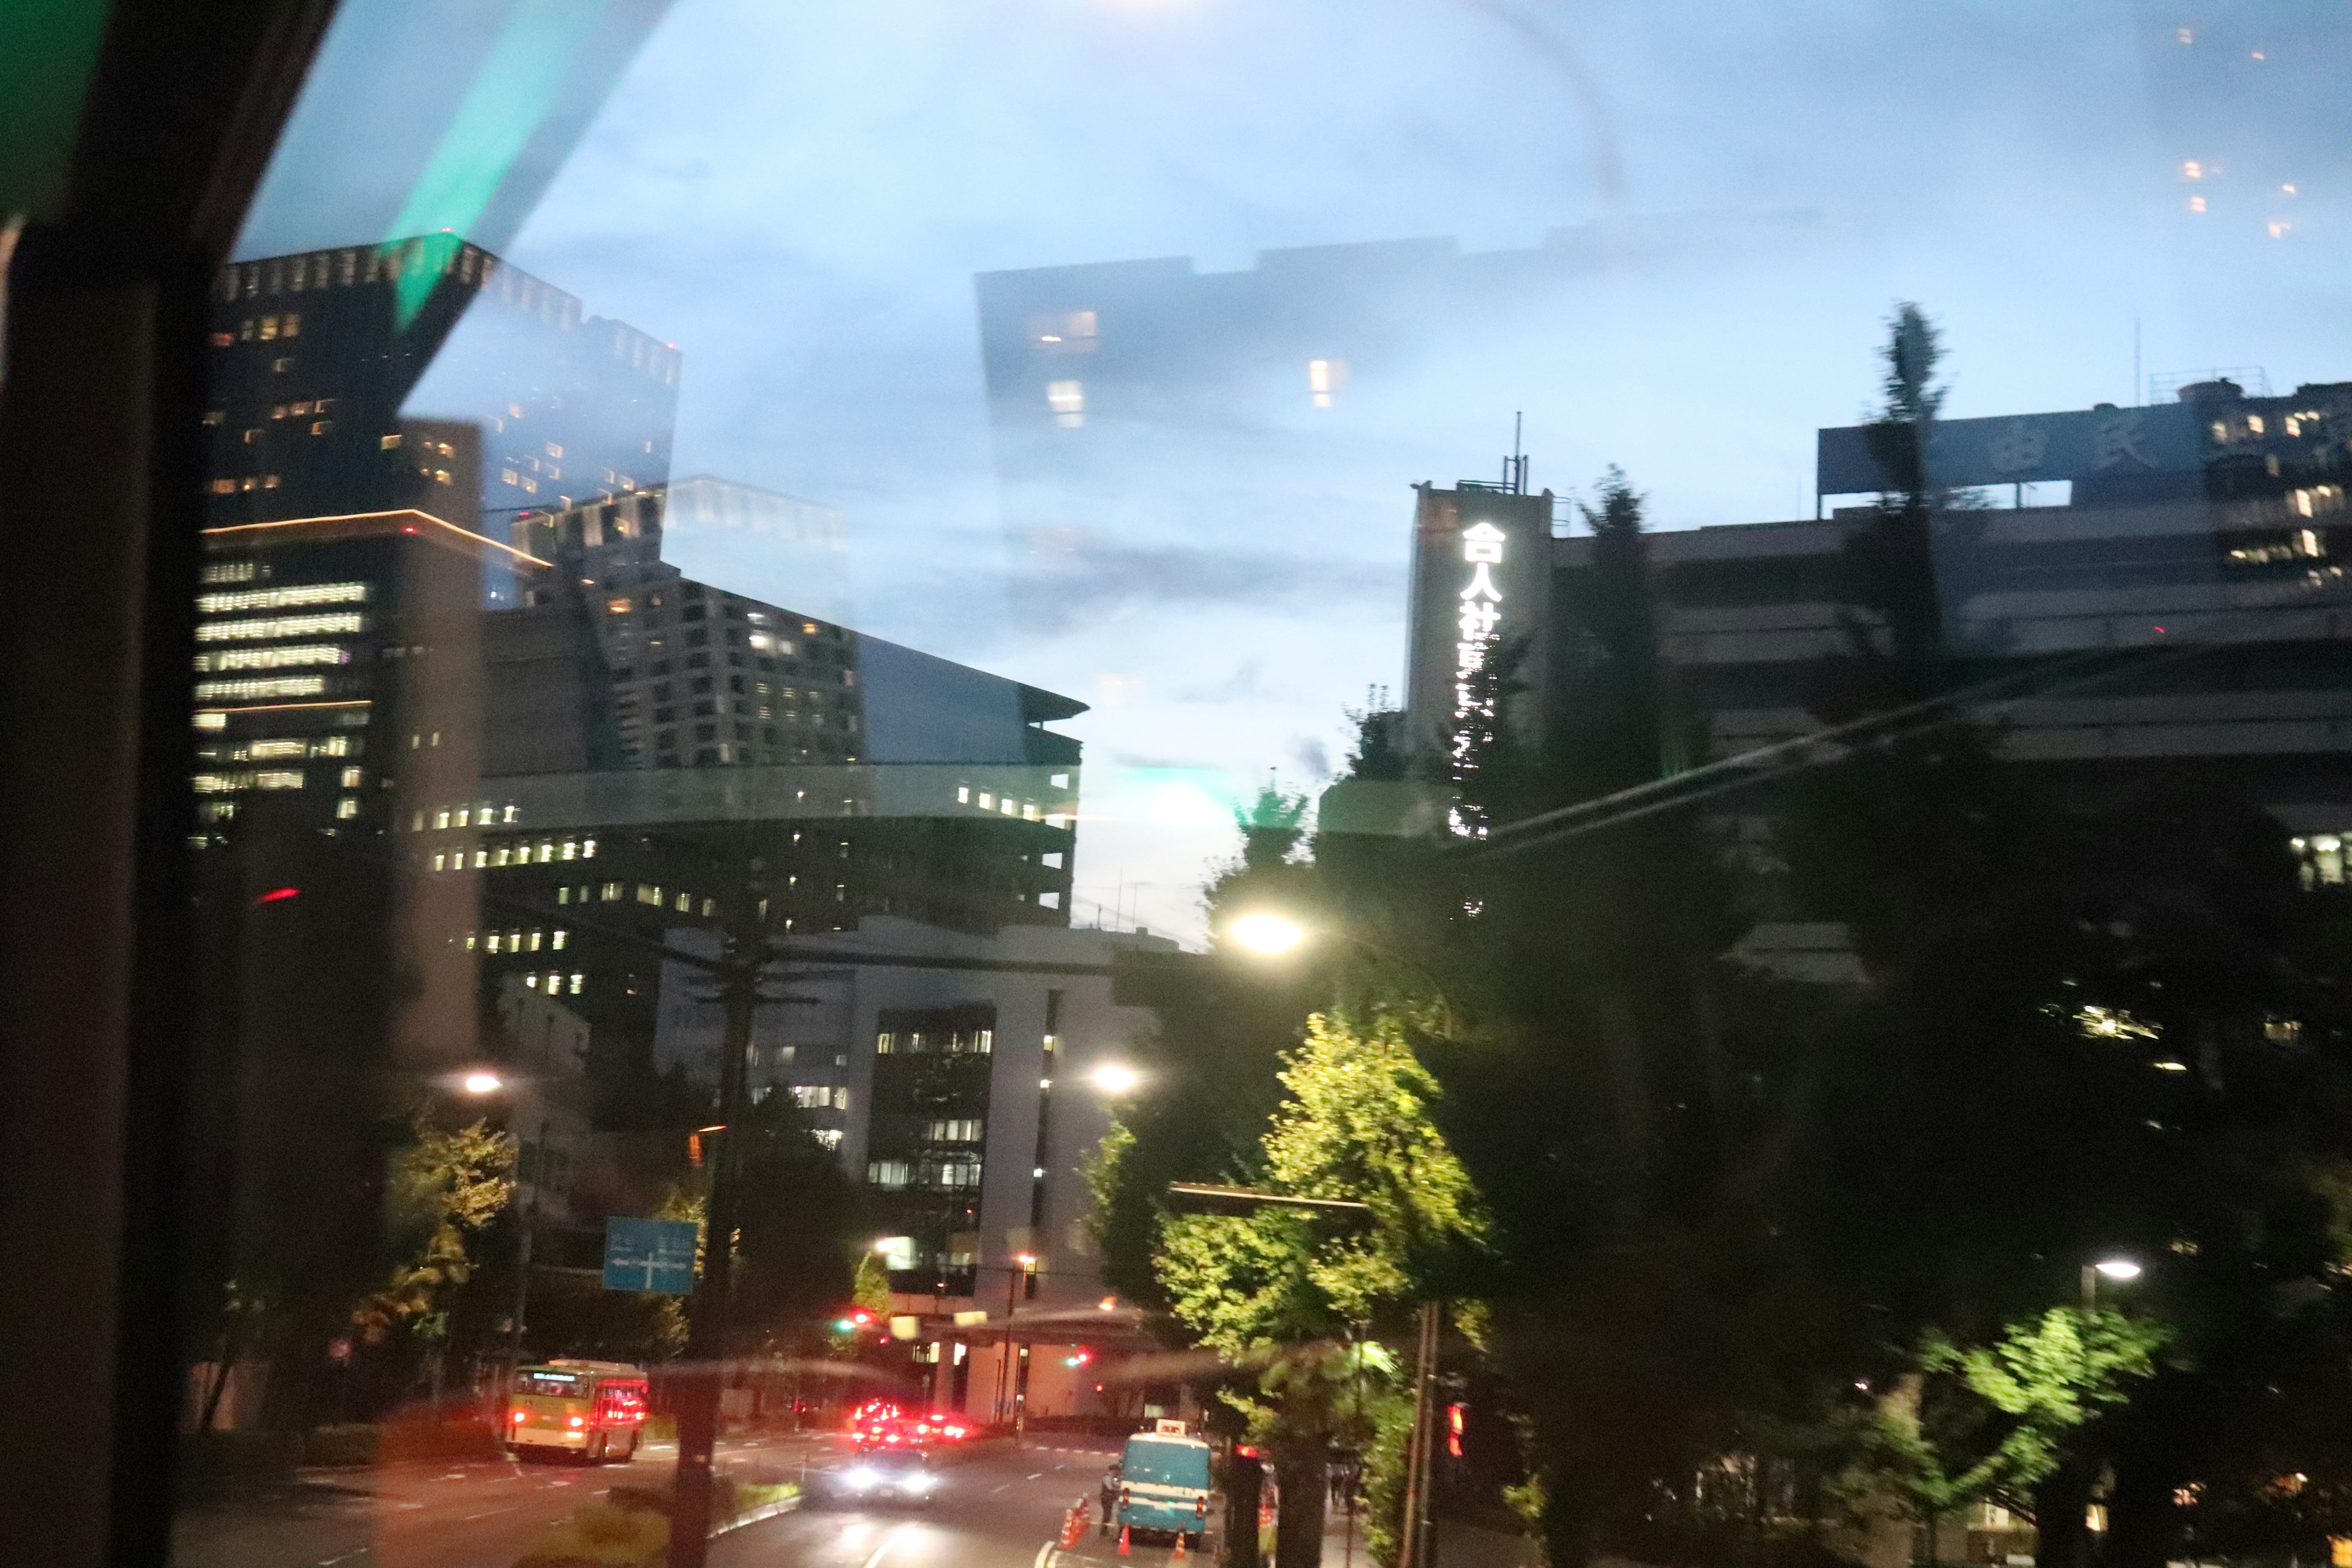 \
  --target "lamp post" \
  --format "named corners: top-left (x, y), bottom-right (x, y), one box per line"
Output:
top-left (2081, 1256), bottom-right (2141, 1312)
top-left (453, 1071), bottom-right (542, 1406)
